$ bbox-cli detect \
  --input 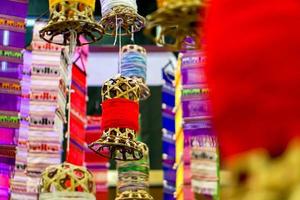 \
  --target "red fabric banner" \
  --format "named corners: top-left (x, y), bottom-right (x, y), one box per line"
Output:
top-left (101, 98), bottom-right (139, 132)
